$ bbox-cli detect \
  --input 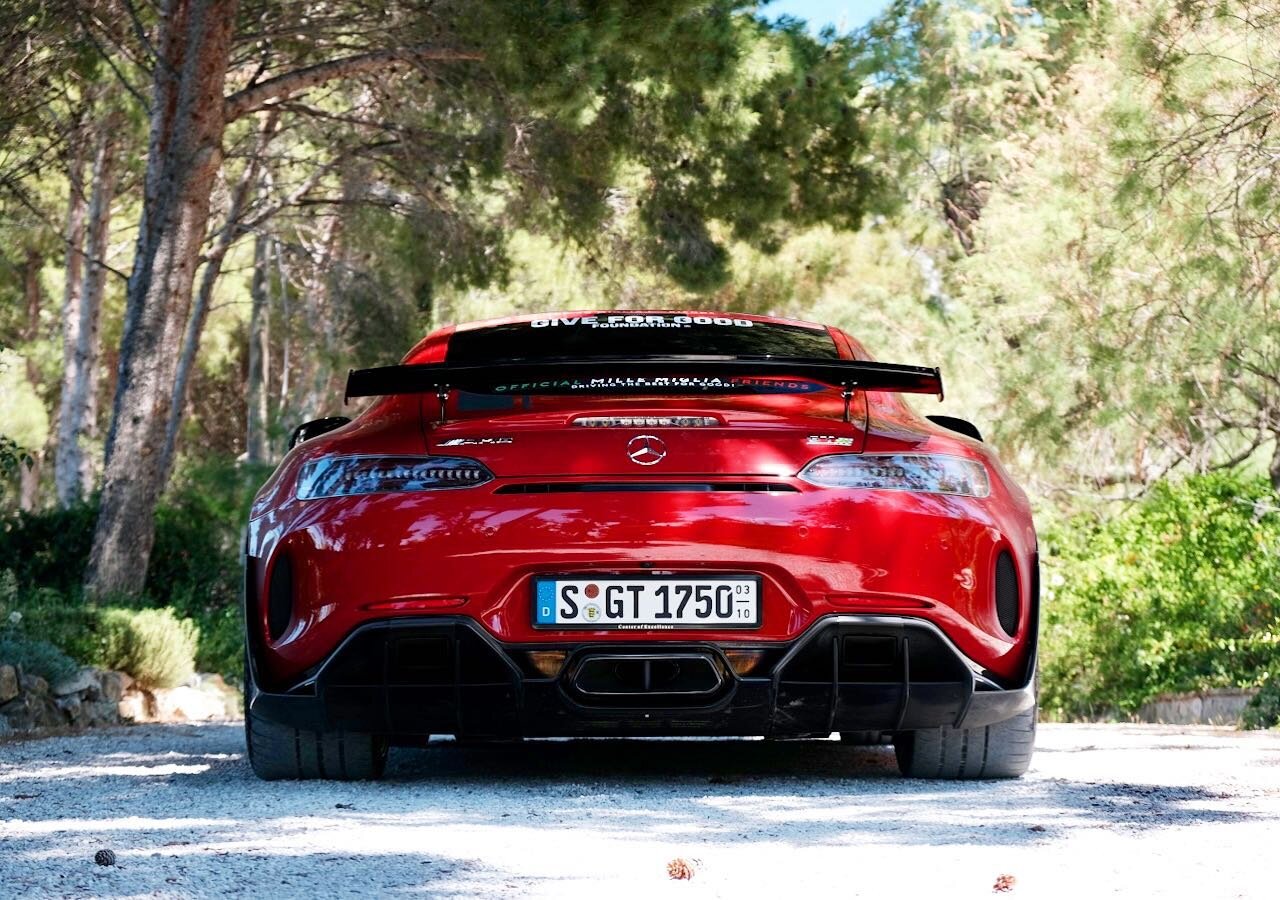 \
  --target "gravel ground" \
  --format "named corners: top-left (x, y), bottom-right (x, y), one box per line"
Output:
top-left (2, 723), bottom-right (1278, 899)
